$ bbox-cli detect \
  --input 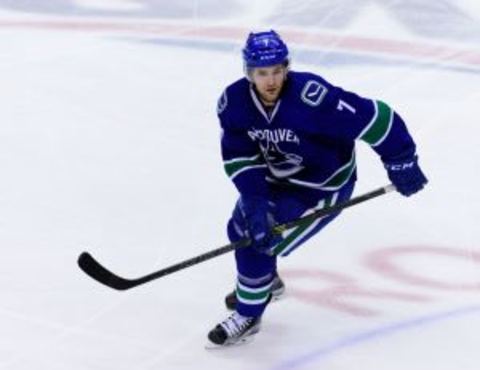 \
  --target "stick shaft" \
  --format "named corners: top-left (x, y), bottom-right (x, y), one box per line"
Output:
top-left (78, 184), bottom-right (395, 290)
